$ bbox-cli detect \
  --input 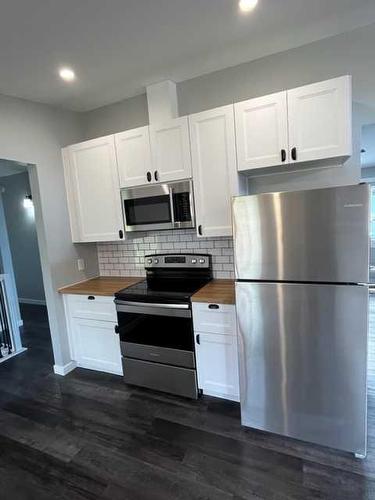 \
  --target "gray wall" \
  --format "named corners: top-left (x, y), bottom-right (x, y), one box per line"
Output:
top-left (82, 22), bottom-right (375, 193)
top-left (0, 94), bottom-right (98, 369)
top-left (83, 93), bottom-right (149, 140)
top-left (1, 171), bottom-right (45, 303)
